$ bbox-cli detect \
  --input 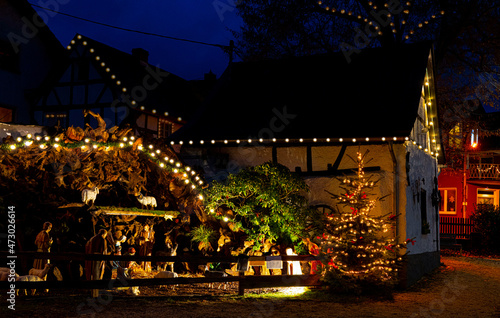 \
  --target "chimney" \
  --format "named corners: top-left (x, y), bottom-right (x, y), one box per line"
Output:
top-left (204, 70), bottom-right (216, 83)
top-left (132, 48), bottom-right (149, 64)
